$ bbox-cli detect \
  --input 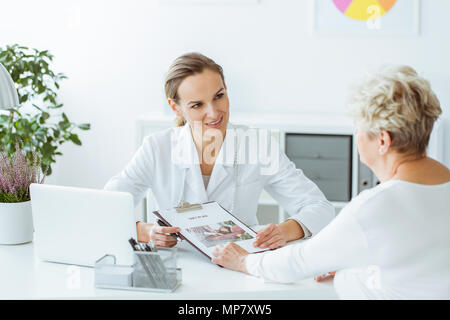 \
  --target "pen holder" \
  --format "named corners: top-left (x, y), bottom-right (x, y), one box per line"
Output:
top-left (94, 248), bottom-right (182, 293)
